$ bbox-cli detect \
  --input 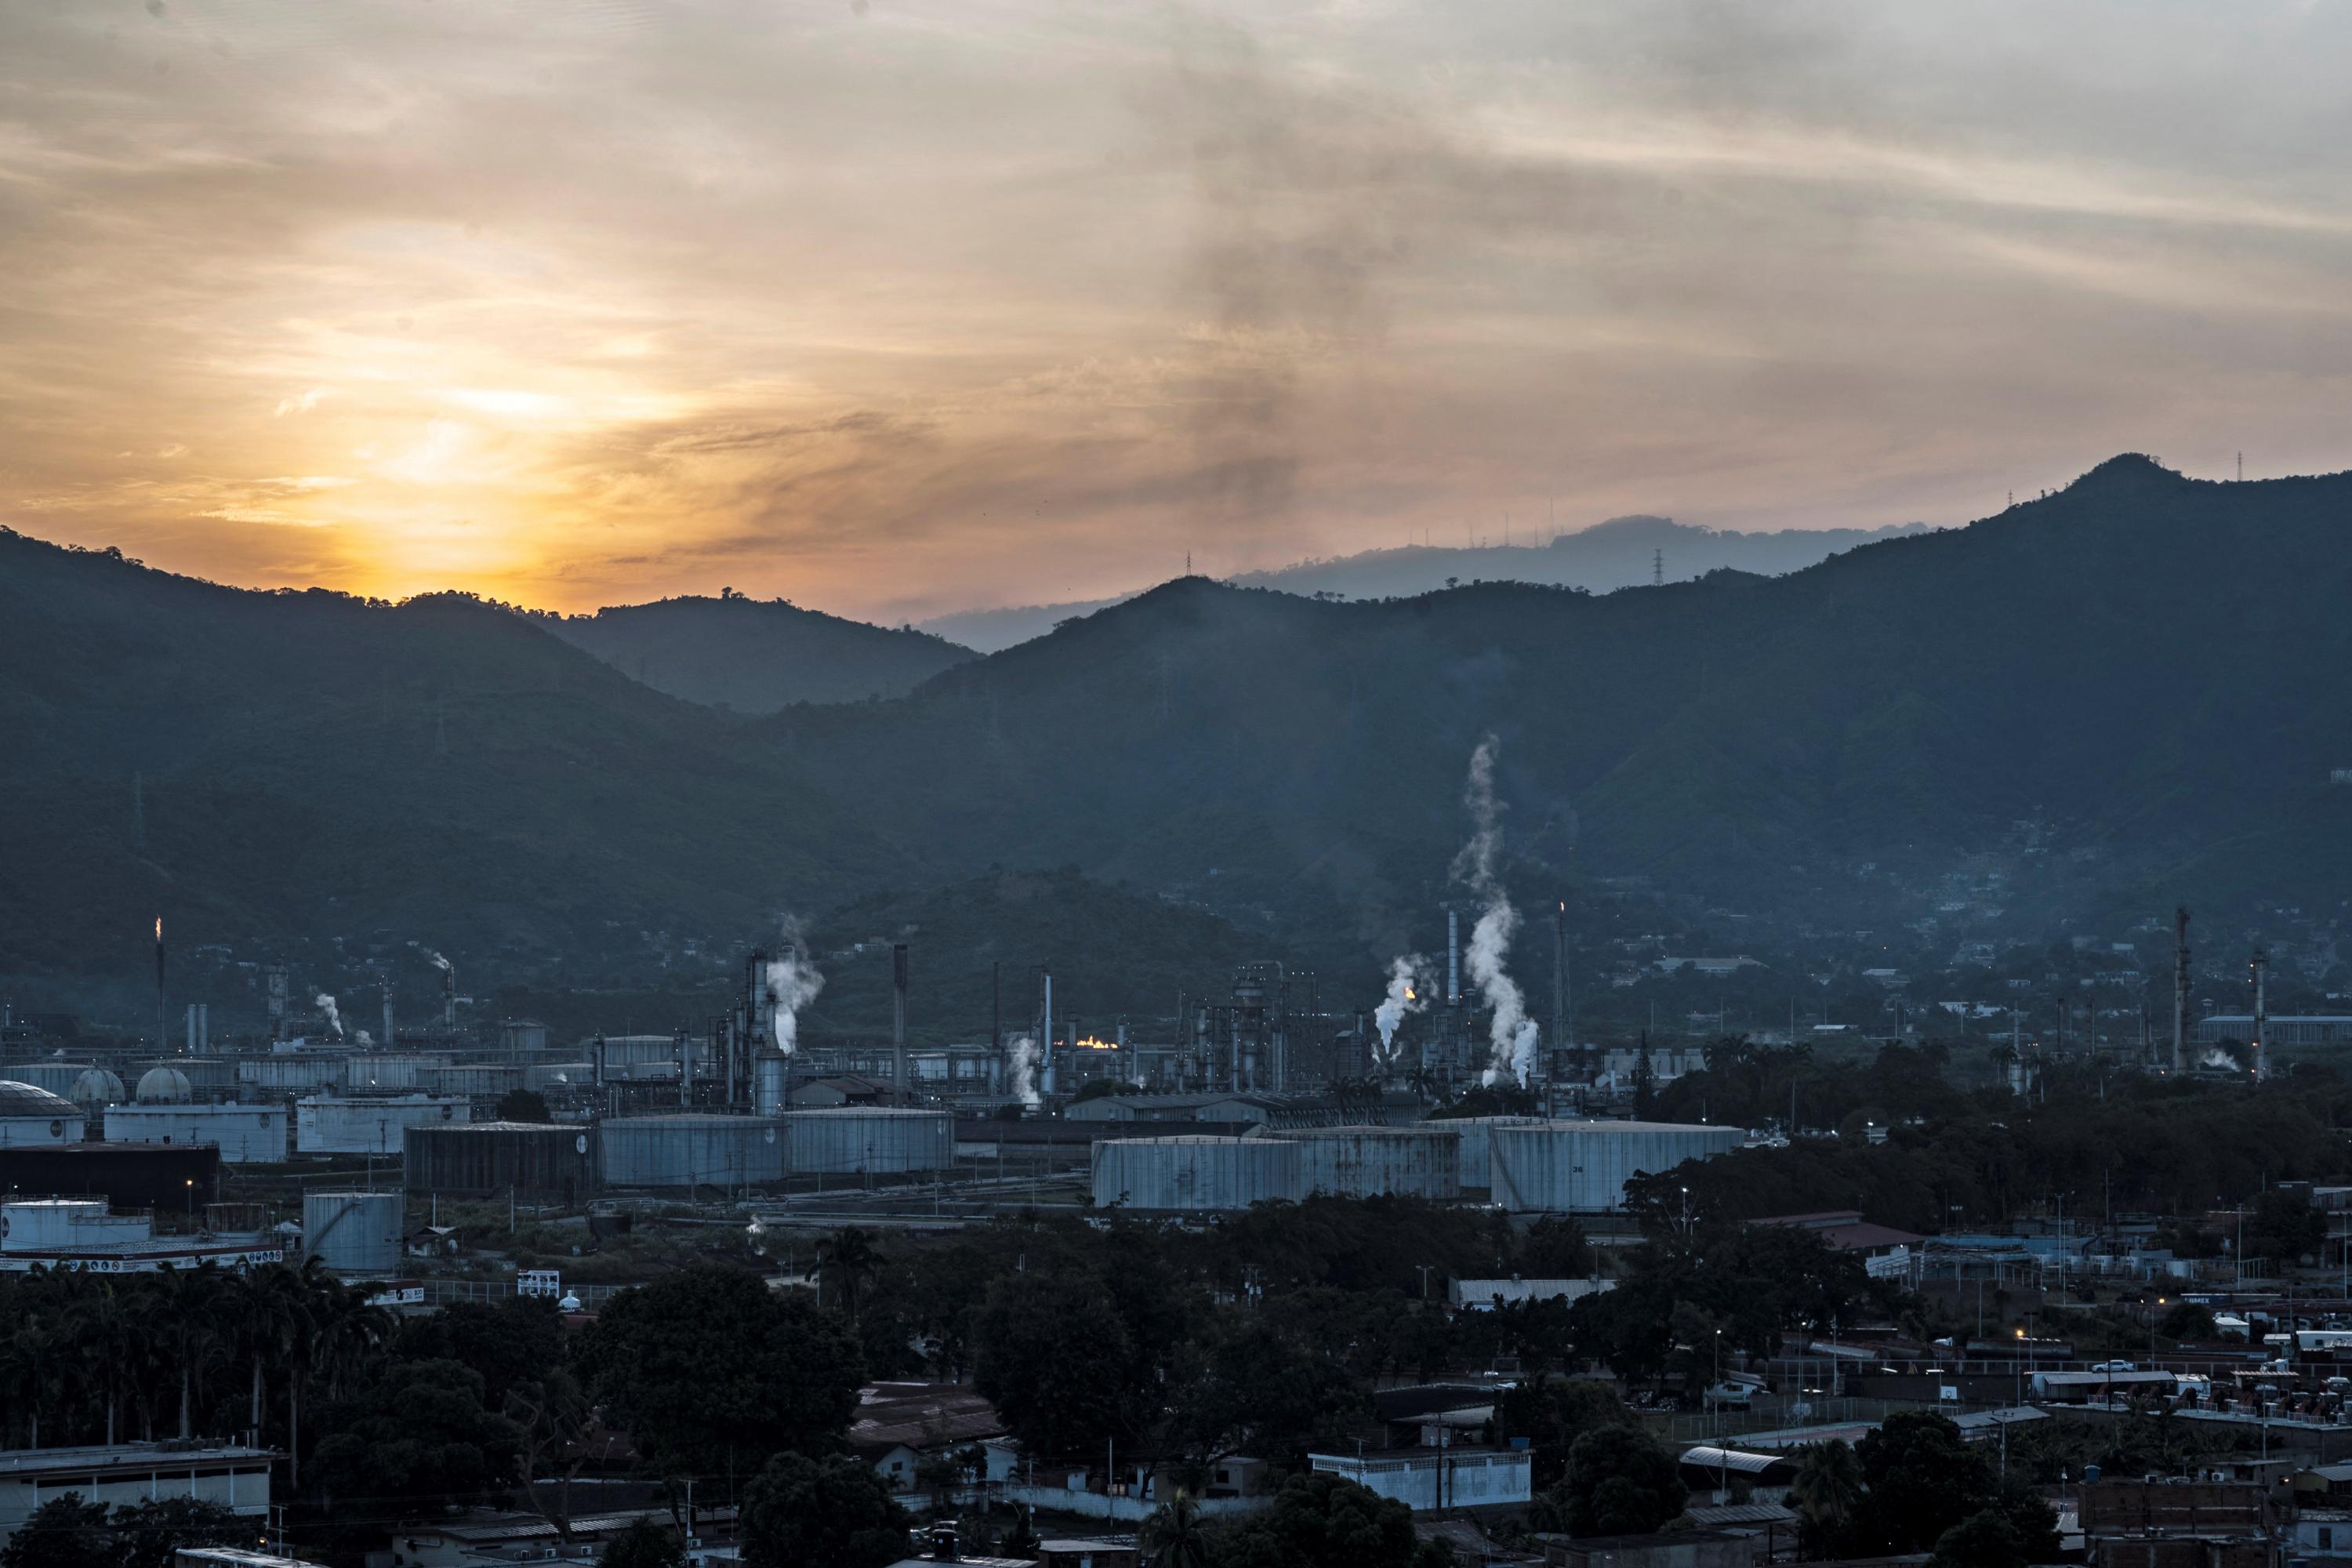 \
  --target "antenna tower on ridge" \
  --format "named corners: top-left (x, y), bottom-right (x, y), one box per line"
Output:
top-left (1653, 548), bottom-right (1663, 587)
